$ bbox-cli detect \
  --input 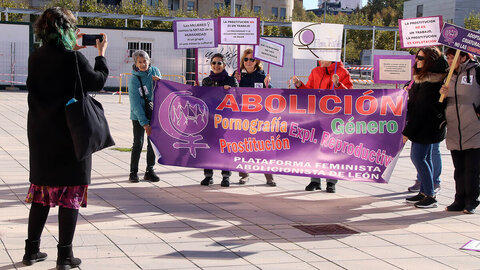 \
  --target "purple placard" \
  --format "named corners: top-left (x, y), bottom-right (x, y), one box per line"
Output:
top-left (398, 16), bottom-right (443, 48)
top-left (218, 17), bottom-right (260, 45)
top-left (253, 38), bottom-right (285, 67)
top-left (438, 23), bottom-right (480, 56)
top-left (173, 19), bottom-right (218, 49)
top-left (150, 80), bottom-right (408, 183)
top-left (373, 55), bottom-right (415, 84)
